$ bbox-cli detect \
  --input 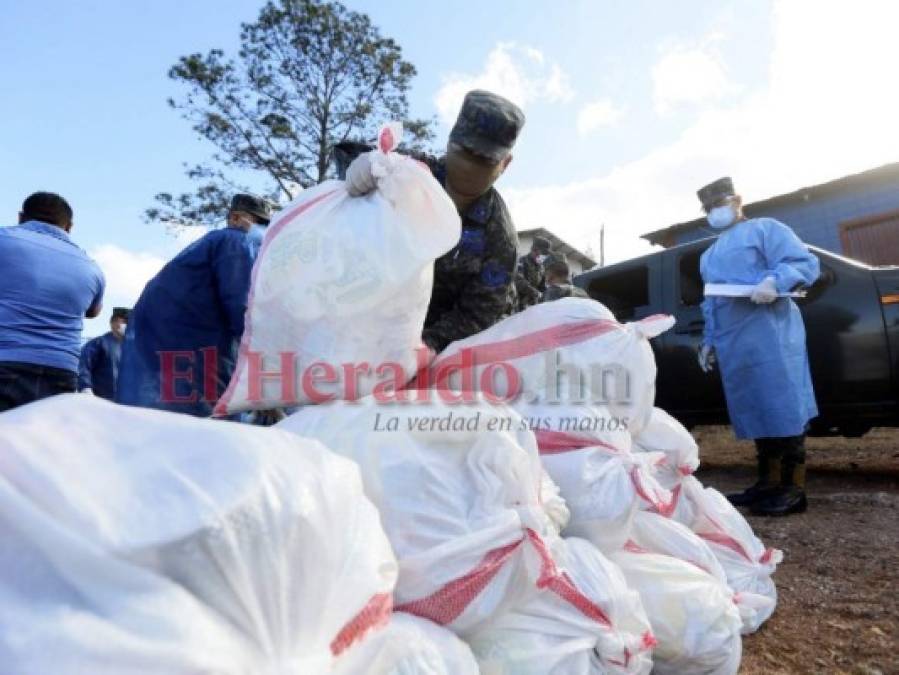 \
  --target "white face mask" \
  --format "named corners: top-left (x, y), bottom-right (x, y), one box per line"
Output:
top-left (707, 204), bottom-right (738, 230)
top-left (536, 254), bottom-right (548, 264)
